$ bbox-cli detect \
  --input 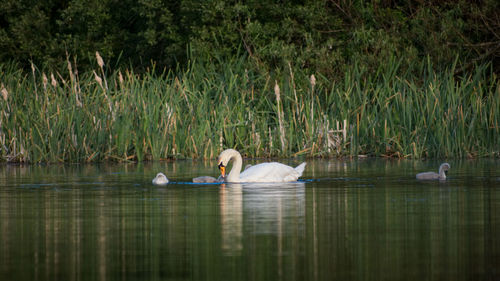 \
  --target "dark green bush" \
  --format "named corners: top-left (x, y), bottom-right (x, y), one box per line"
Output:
top-left (1, 0), bottom-right (498, 78)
